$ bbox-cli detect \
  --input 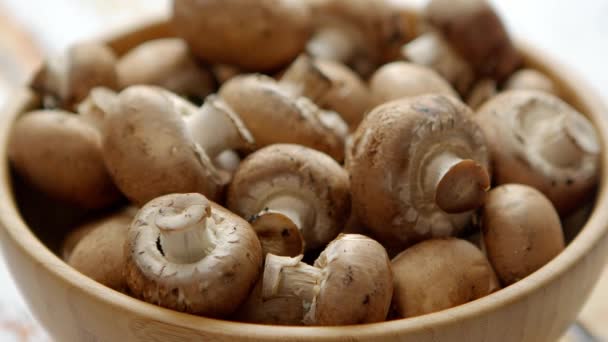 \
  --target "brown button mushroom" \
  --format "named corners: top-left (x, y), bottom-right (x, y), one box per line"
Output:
top-left (65, 207), bottom-right (136, 291)
top-left (9, 110), bottom-right (121, 209)
top-left (348, 95), bottom-right (490, 249)
top-left (125, 193), bottom-right (263, 317)
top-left (402, 31), bottom-right (475, 95)
top-left (481, 184), bottom-right (566, 285)
top-left (505, 69), bottom-right (558, 95)
top-left (172, 0), bottom-right (312, 71)
top-left (391, 238), bottom-right (500, 318)
top-left (117, 38), bottom-right (216, 100)
top-left (102, 86), bottom-right (254, 205)
top-left (32, 41), bottom-right (118, 109)
top-left (227, 144), bottom-right (350, 257)
top-left (237, 234), bottom-right (393, 325)
top-left (425, 0), bottom-right (521, 81)
top-left (219, 57), bottom-right (348, 161)
top-left (307, 0), bottom-right (420, 76)
top-left (369, 61), bottom-right (458, 107)
top-left (475, 90), bottom-right (600, 214)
